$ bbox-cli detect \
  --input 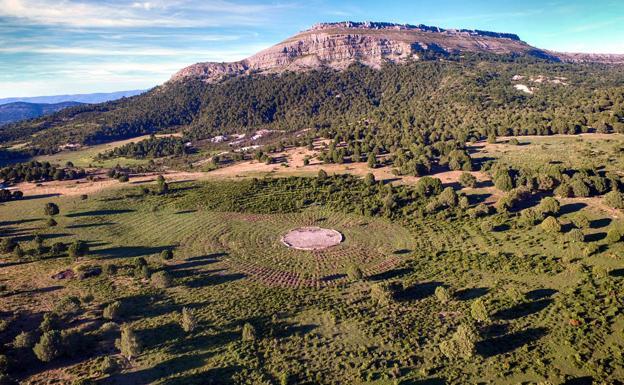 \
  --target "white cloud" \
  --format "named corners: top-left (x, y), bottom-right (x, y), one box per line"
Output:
top-left (0, 0), bottom-right (297, 28)
top-left (0, 44), bottom-right (265, 59)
